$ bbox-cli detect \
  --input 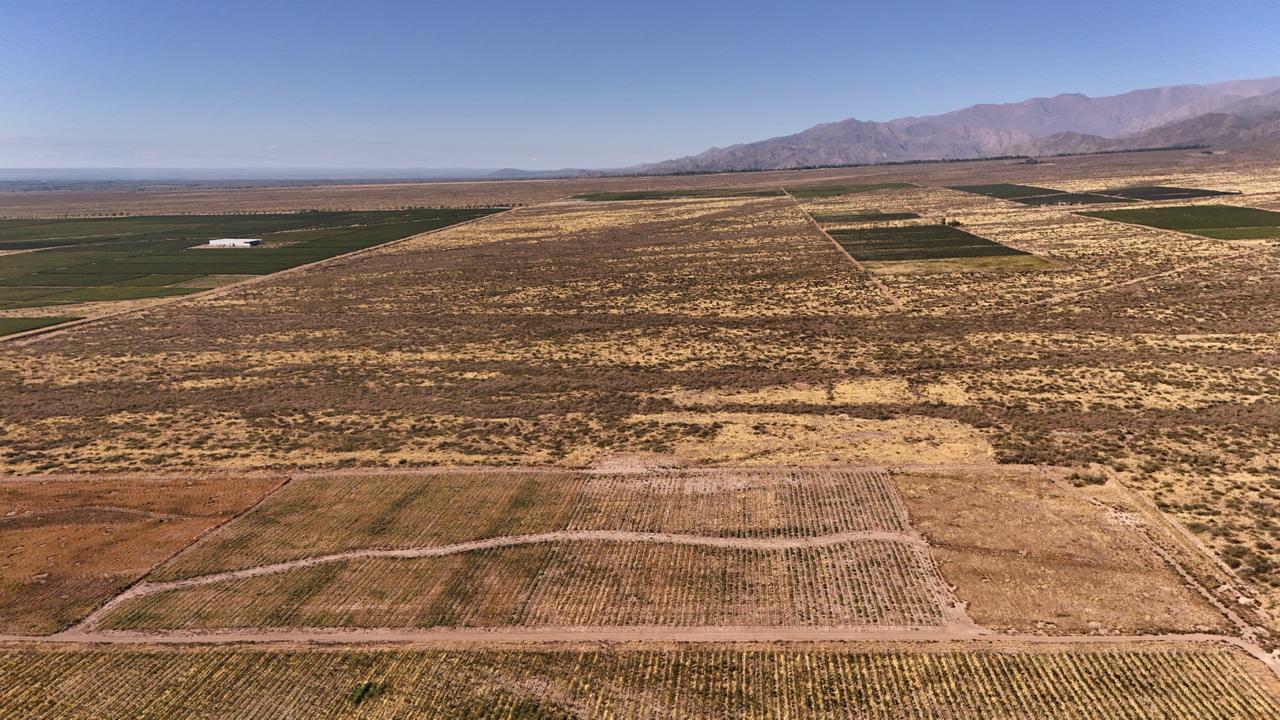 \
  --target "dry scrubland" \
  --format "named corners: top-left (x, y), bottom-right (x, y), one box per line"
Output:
top-left (1, 644), bottom-right (1276, 720)
top-left (2, 147), bottom-right (1280, 714)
